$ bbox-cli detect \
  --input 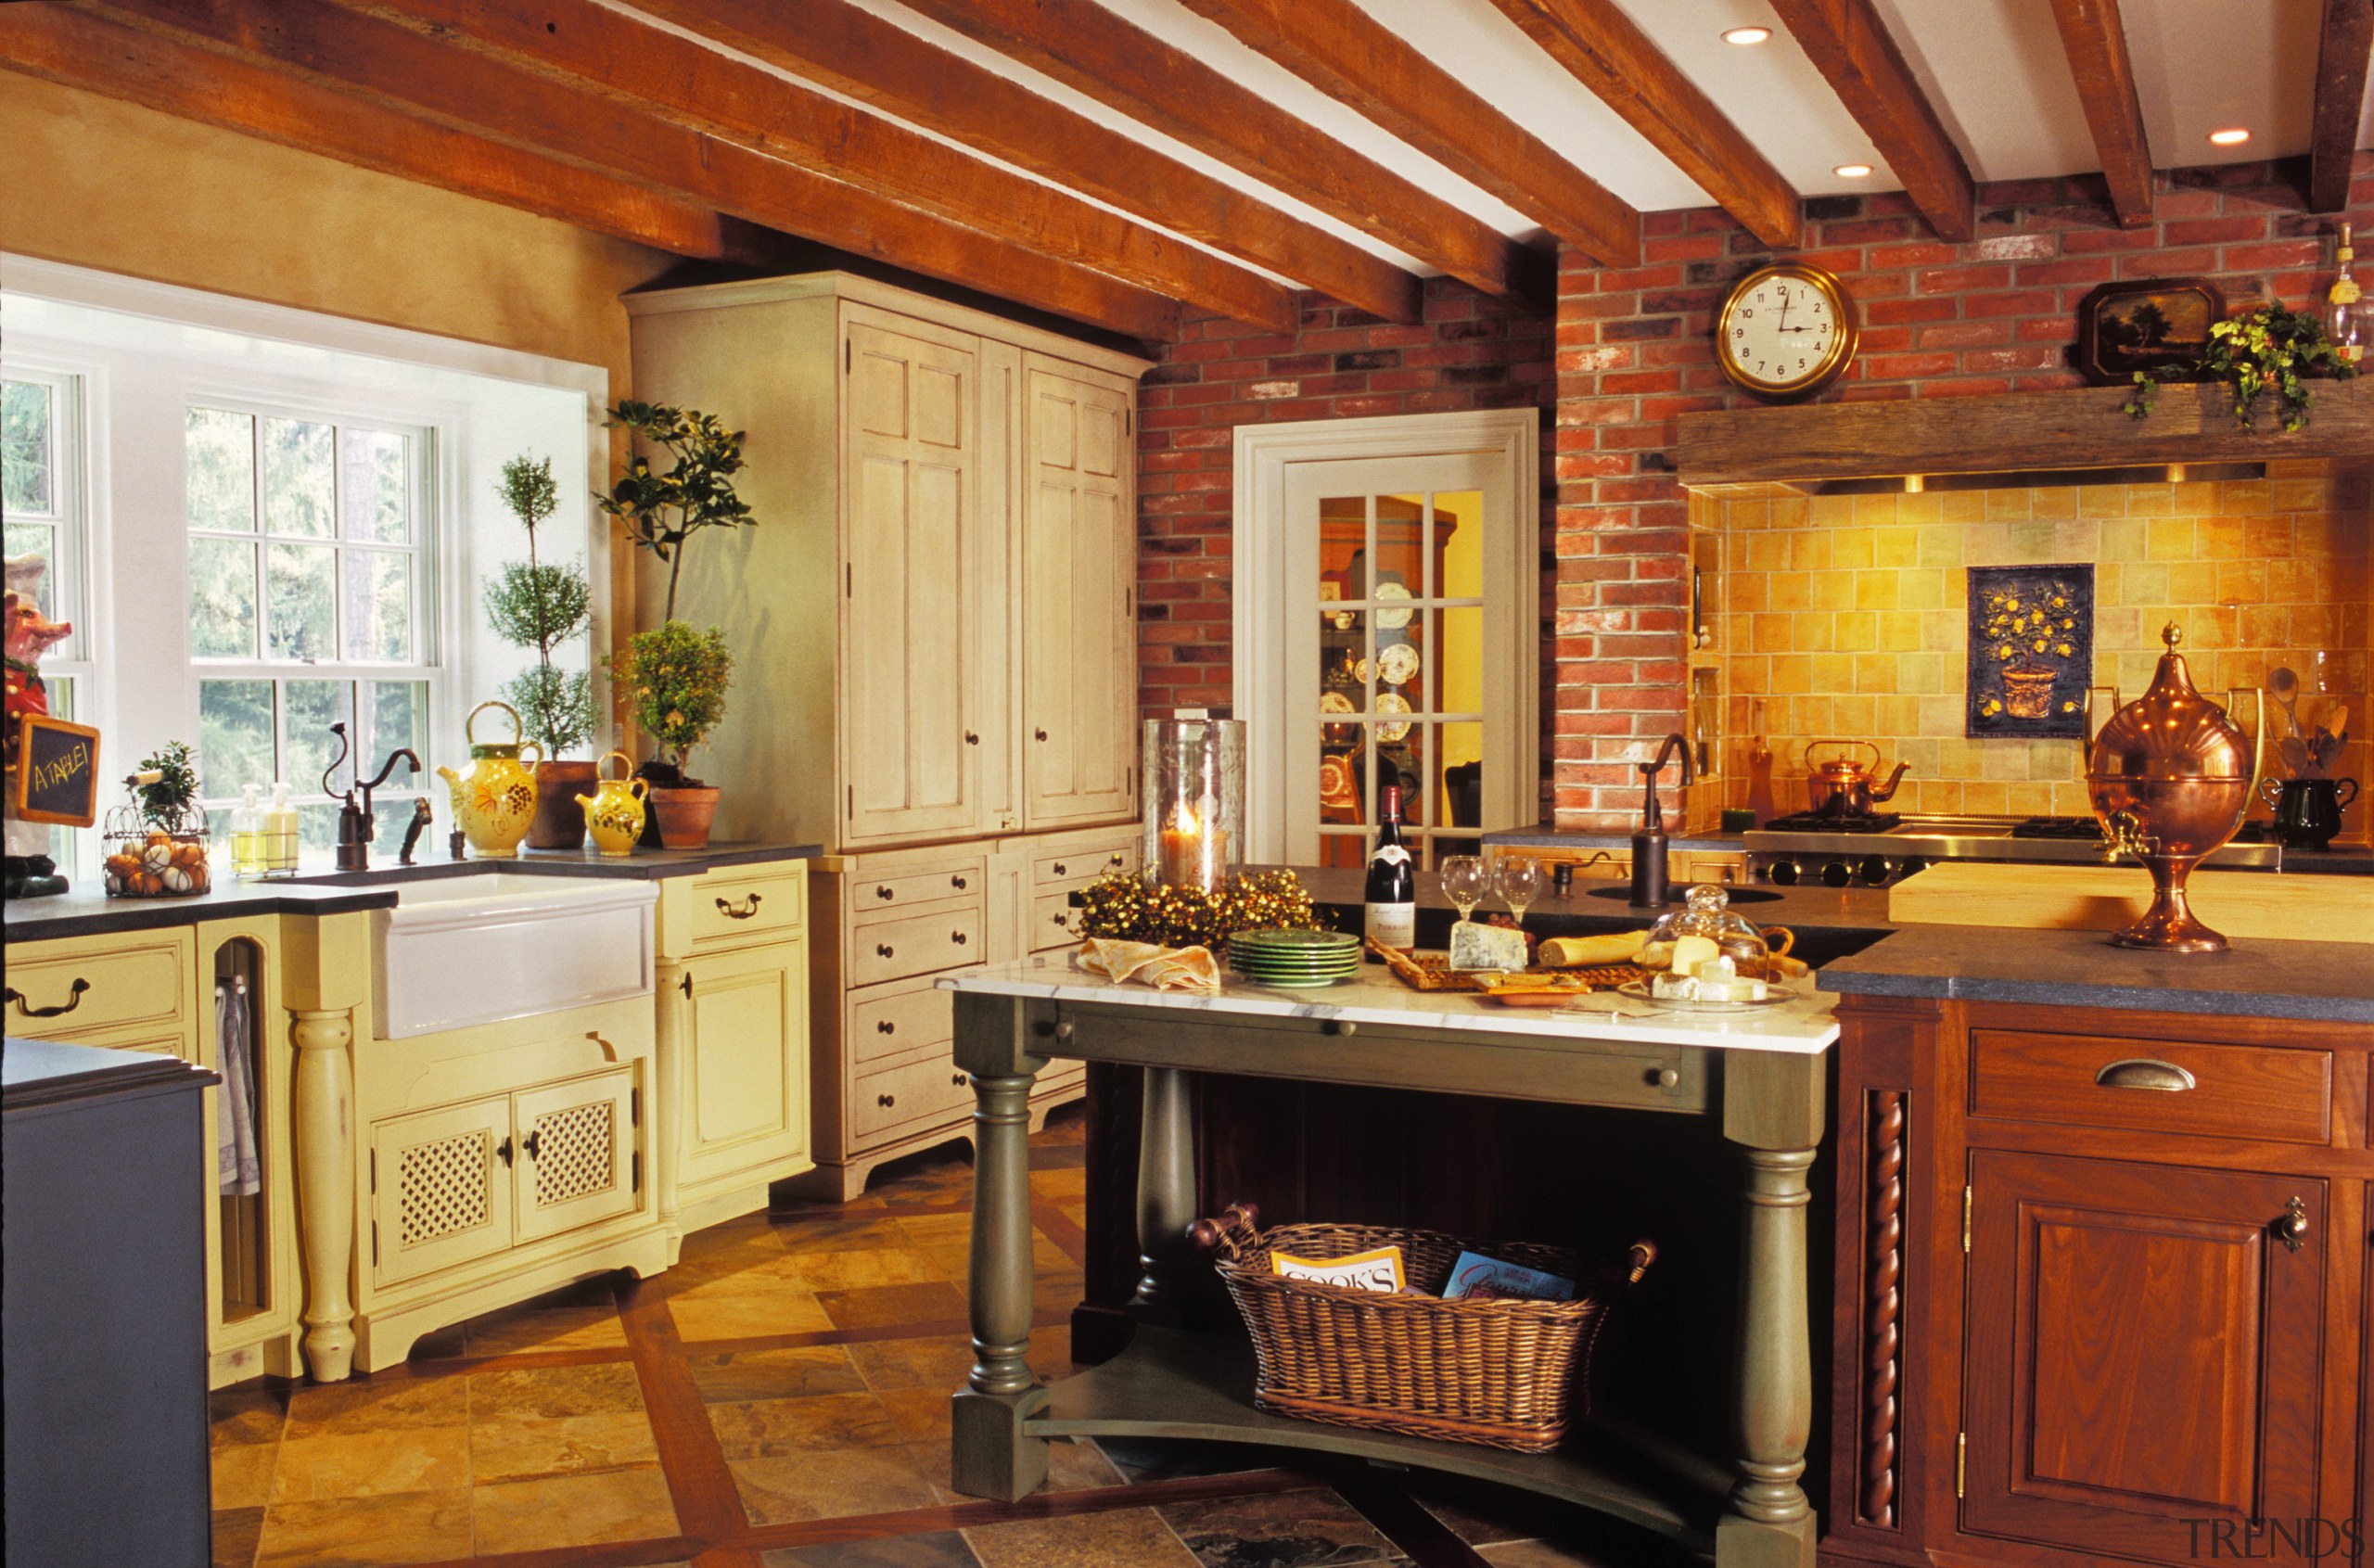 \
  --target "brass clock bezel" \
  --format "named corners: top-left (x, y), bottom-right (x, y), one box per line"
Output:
top-left (1715, 262), bottom-right (1858, 402)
